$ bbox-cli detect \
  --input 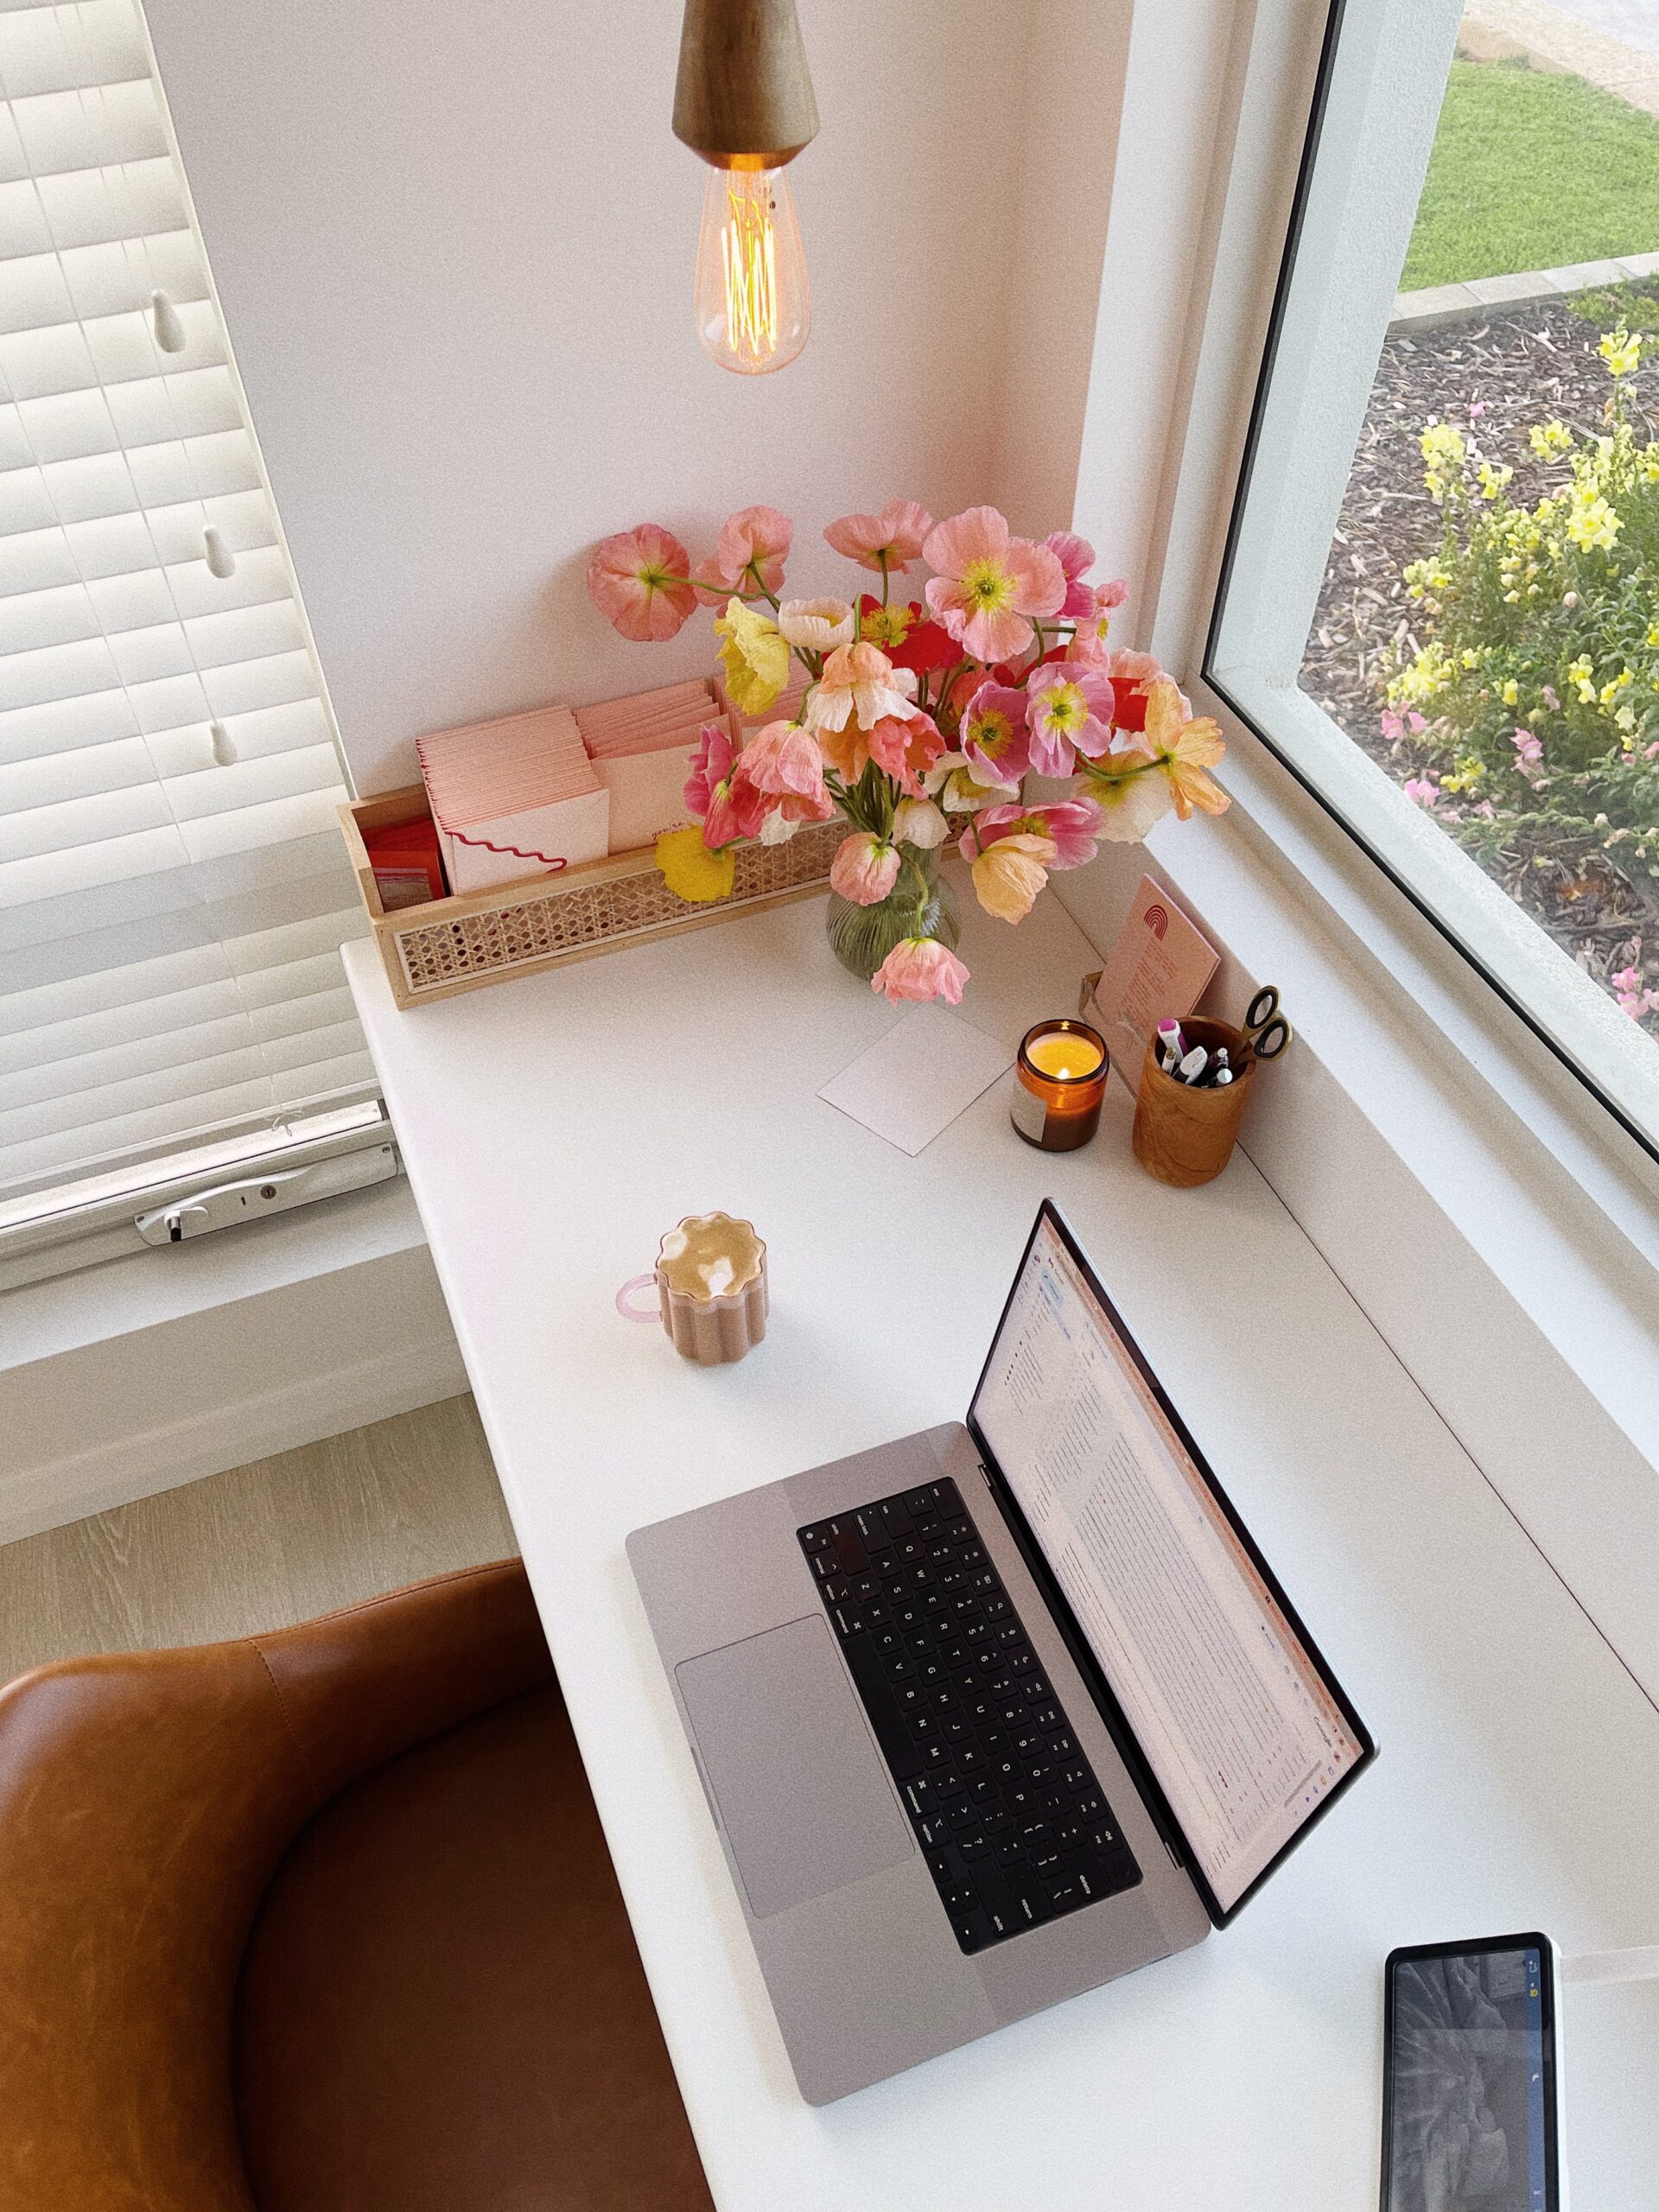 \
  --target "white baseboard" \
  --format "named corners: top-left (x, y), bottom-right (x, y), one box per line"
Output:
top-left (0, 1237), bottom-right (467, 1548)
